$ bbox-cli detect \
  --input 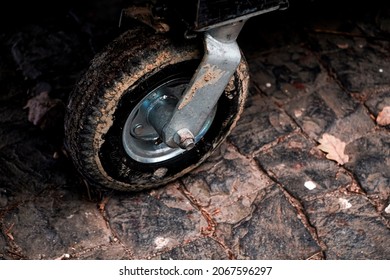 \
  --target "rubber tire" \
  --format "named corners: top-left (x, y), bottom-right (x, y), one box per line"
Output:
top-left (64, 25), bottom-right (249, 192)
